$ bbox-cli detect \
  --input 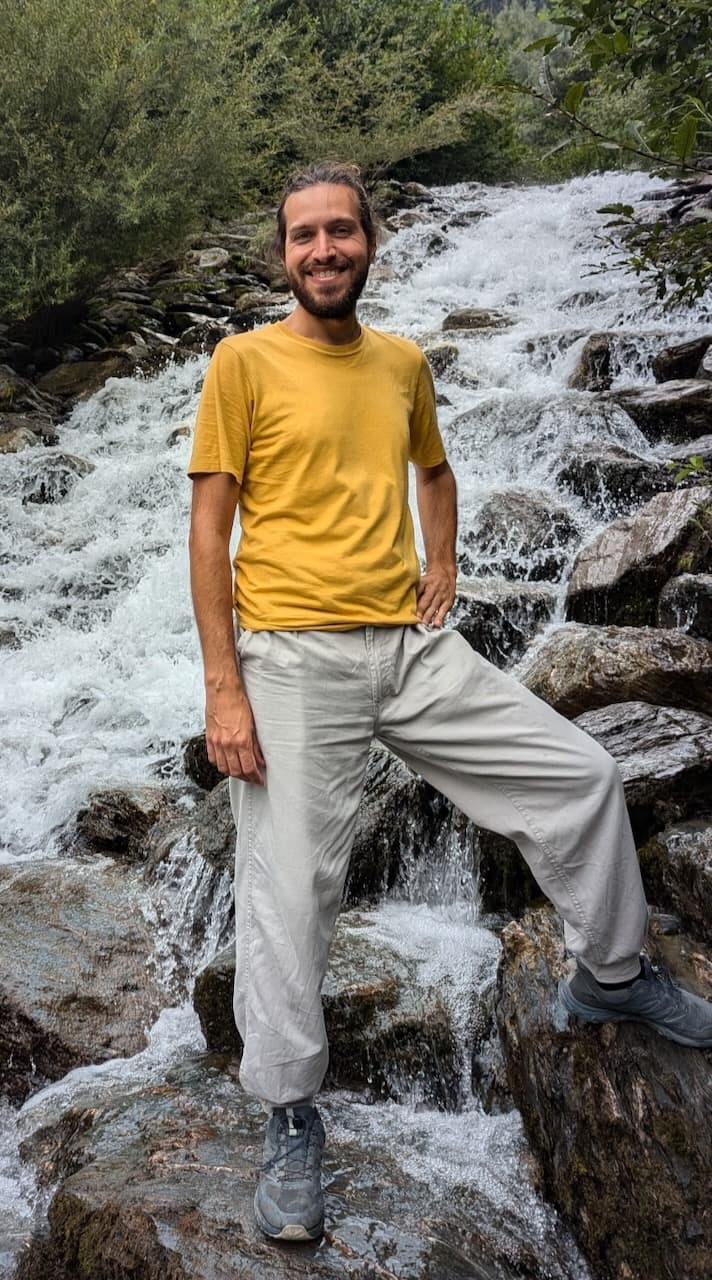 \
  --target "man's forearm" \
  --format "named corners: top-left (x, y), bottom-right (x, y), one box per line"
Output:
top-left (189, 527), bottom-right (242, 694)
top-left (417, 461), bottom-right (457, 570)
